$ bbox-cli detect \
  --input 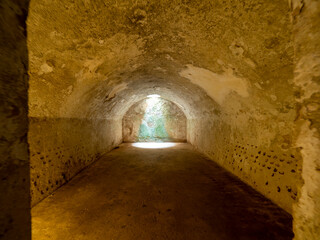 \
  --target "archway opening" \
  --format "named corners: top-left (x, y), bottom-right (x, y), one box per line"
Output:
top-left (122, 95), bottom-right (187, 143)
